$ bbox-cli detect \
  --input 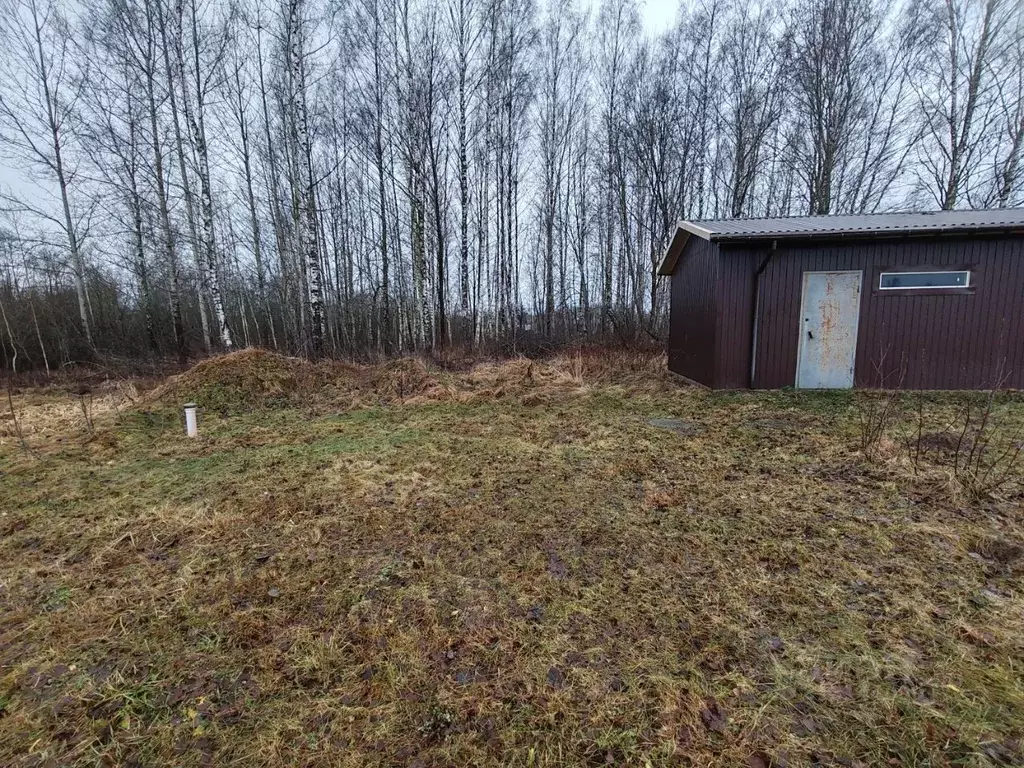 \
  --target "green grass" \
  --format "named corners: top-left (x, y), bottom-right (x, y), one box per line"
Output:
top-left (1, 379), bottom-right (1022, 767)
